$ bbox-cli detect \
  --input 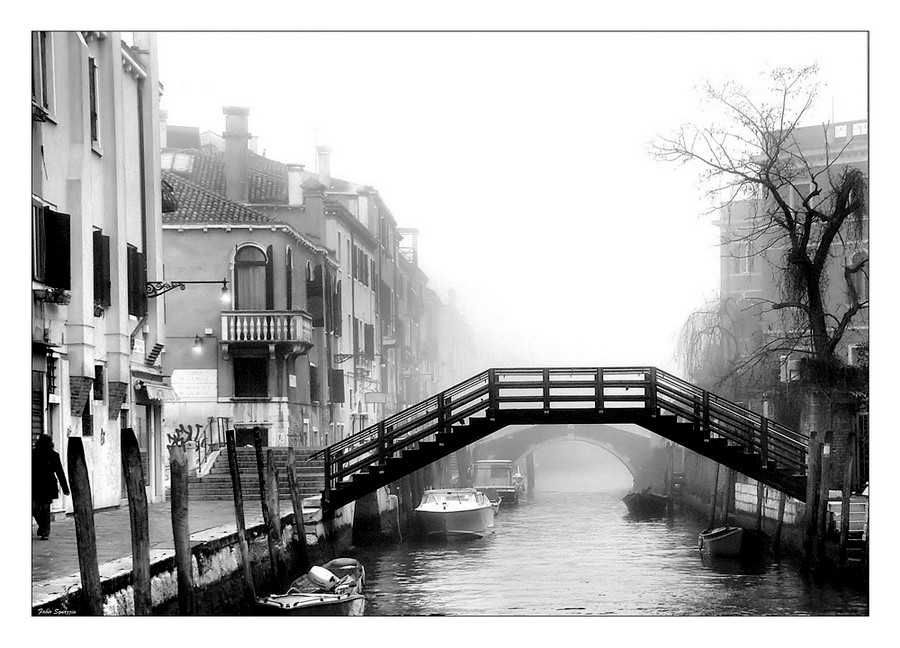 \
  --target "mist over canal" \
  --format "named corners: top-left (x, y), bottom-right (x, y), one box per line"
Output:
top-left (354, 441), bottom-right (868, 616)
